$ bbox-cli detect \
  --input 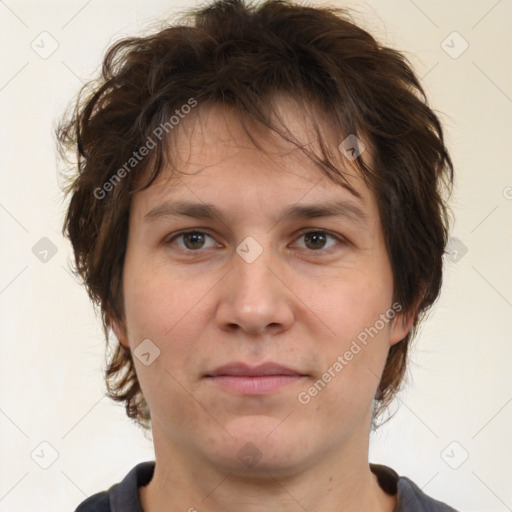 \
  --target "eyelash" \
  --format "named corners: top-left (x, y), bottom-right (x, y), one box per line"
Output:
top-left (165, 229), bottom-right (347, 255)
